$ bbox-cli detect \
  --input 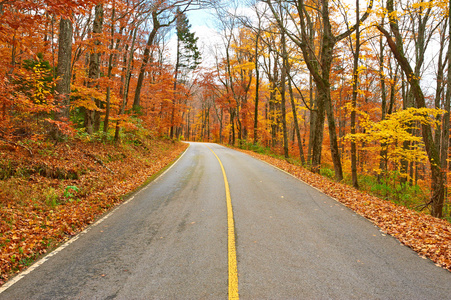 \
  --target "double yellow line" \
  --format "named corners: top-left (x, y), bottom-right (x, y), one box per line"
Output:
top-left (208, 147), bottom-right (239, 300)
